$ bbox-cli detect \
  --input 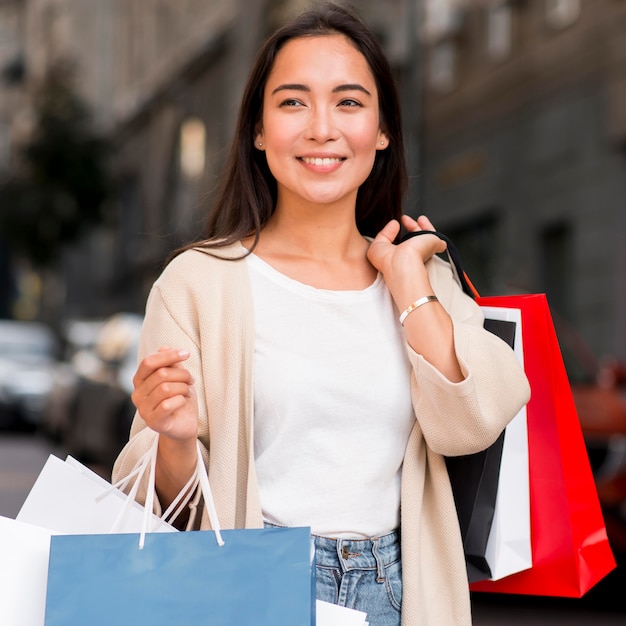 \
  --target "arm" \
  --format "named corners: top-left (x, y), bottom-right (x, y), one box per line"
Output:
top-left (132, 347), bottom-right (198, 523)
top-left (407, 273), bottom-right (530, 456)
top-left (112, 284), bottom-right (208, 527)
top-left (368, 216), bottom-right (530, 456)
